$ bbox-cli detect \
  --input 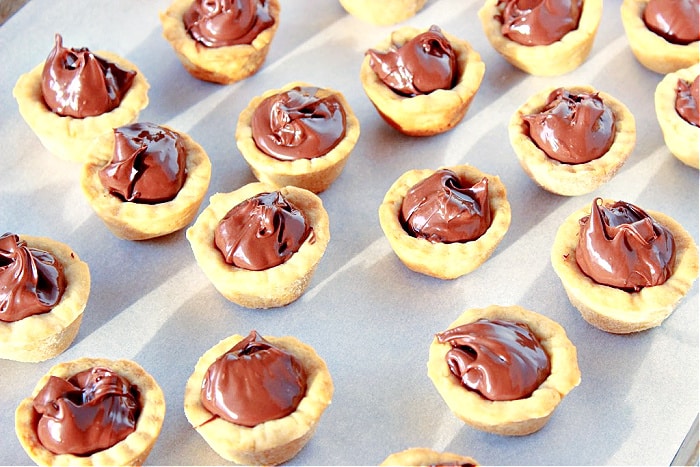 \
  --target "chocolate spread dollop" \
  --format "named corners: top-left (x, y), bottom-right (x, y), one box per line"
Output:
top-left (251, 86), bottom-right (347, 161)
top-left (367, 25), bottom-right (458, 97)
top-left (400, 169), bottom-right (491, 244)
top-left (523, 88), bottom-right (615, 164)
top-left (497, 0), bottom-right (582, 46)
top-left (201, 331), bottom-right (307, 427)
top-left (575, 198), bottom-right (676, 292)
top-left (643, 0), bottom-right (700, 45)
top-left (183, 0), bottom-right (275, 48)
top-left (33, 367), bottom-right (140, 456)
top-left (98, 122), bottom-right (188, 204)
top-left (0, 233), bottom-right (65, 323)
top-left (676, 75), bottom-right (700, 127)
top-left (436, 319), bottom-right (551, 401)
top-left (41, 34), bottom-right (136, 118)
